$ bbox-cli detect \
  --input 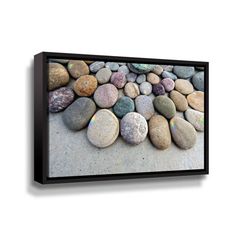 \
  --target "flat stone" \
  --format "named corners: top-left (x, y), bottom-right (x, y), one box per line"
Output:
top-left (118, 65), bottom-right (129, 75)
top-left (105, 62), bottom-right (119, 71)
top-left (149, 115), bottom-right (171, 150)
top-left (192, 71), bottom-right (204, 91)
top-left (139, 81), bottom-right (152, 95)
top-left (173, 66), bottom-right (195, 79)
top-left (113, 96), bottom-right (135, 118)
top-left (185, 109), bottom-right (204, 132)
top-left (126, 72), bottom-right (137, 82)
top-left (187, 91), bottom-right (204, 112)
top-left (62, 97), bottom-right (96, 131)
top-left (50, 59), bottom-right (69, 64)
top-left (124, 82), bottom-right (140, 98)
top-left (136, 74), bottom-right (146, 84)
top-left (95, 68), bottom-right (112, 84)
top-left (147, 72), bottom-right (161, 84)
top-left (170, 116), bottom-right (197, 149)
top-left (94, 84), bottom-right (118, 108)
top-left (49, 87), bottom-right (74, 113)
top-left (175, 79), bottom-right (194, 95)
top-left (161, 78), bottom-right (175, 92)
top-left (67, 60), bottom-right (89, 78)
top-left (87, 109), bottom-right (119, 148)
top-left (169, 90), bottom-right (188, 111)
top-left (162, 71), bottom-right (177, 80)
top-left (128, 63), bottom-right (155, 74)
top-left (152, 83), bottom-right (165, 96)
top-left (73, 75), bottom-right (97, 96)
top-left (89, 61), bottom-right (105, 73)
top-left (152, 65), bottom-right (163, 75)
top-left (110, 72), bottom-right (127, 88)
top-left (135, 95), bottom-right (154, 120)
top-left (48, 63), bottom-right (69, 90)
top-left (120, 112), bottom-right (148, 145)
top-left (153, 95), bottom-right (176, 119)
